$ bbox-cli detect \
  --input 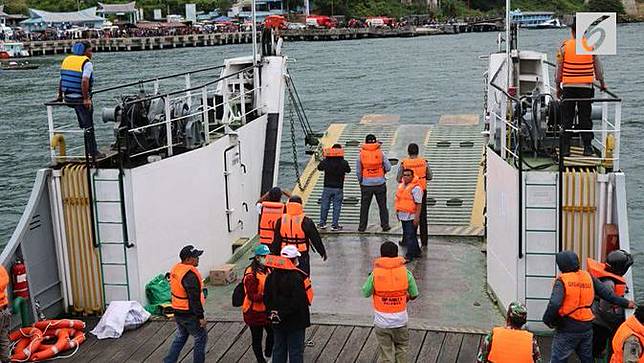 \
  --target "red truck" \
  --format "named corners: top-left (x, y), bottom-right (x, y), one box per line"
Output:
top-left (305, 15), bottom-right (337, 29)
